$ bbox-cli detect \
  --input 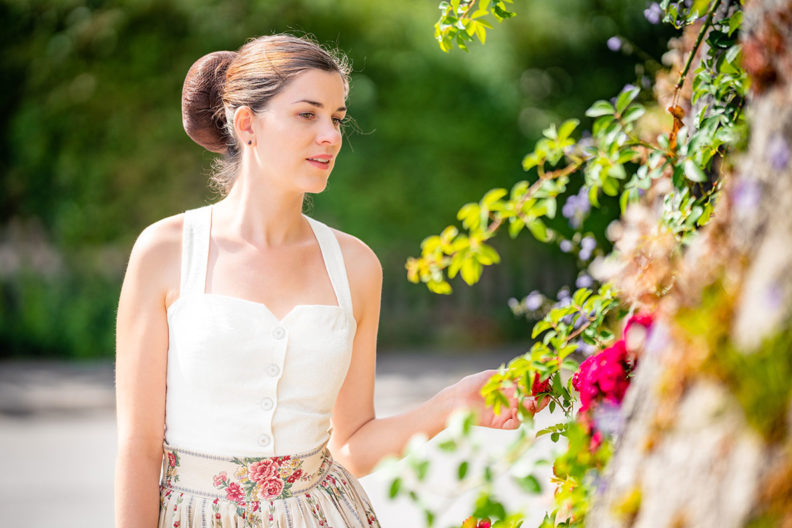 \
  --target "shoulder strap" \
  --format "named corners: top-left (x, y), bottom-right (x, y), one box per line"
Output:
top-left (304, 215), bottom-right (354, 319)
top-left (179, 205), bottom-right (211, 297)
